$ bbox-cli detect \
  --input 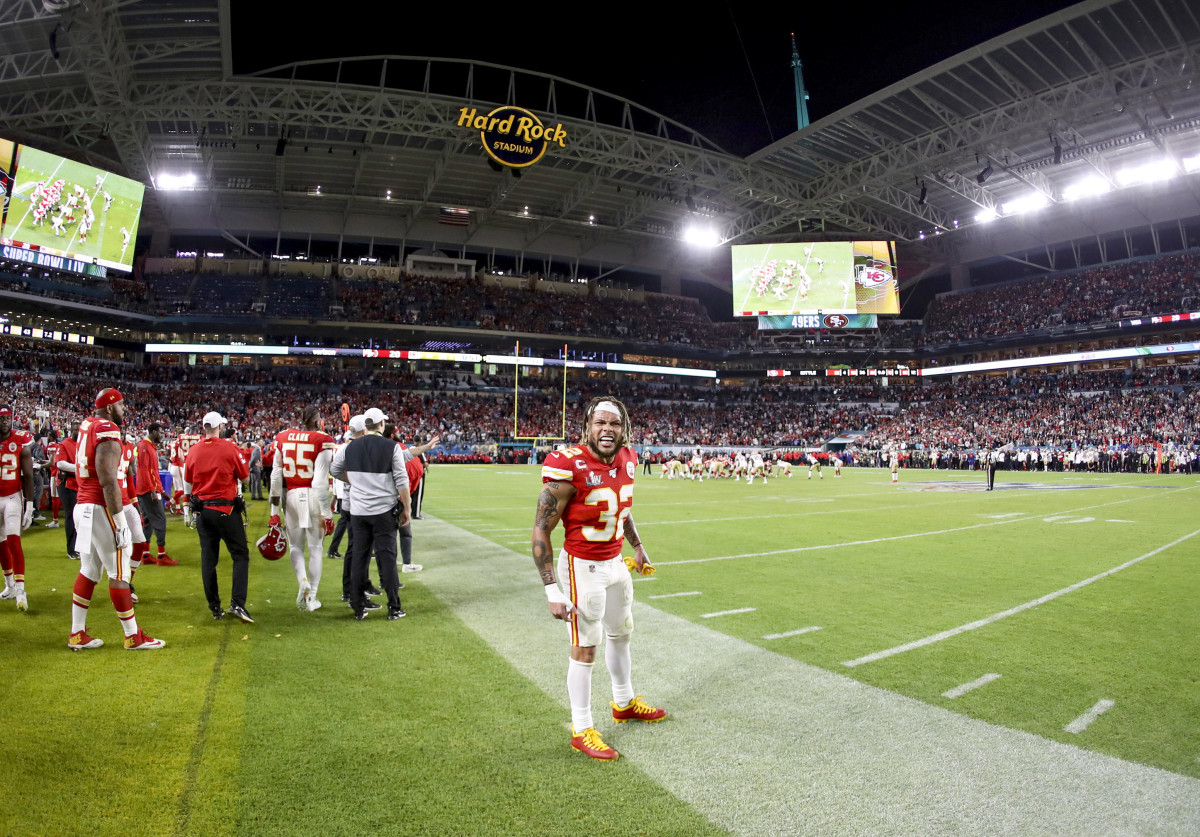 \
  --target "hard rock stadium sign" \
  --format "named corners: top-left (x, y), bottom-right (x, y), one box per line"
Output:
top-left (457, 106), bottom-right (568, 168)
